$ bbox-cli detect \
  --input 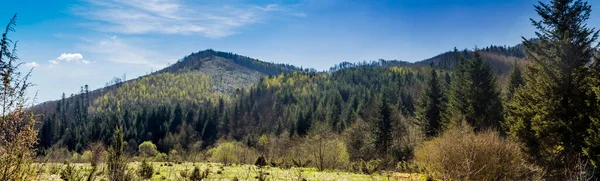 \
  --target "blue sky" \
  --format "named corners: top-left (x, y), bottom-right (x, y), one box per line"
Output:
top-left (2, 0), bottom-right (600, 103)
